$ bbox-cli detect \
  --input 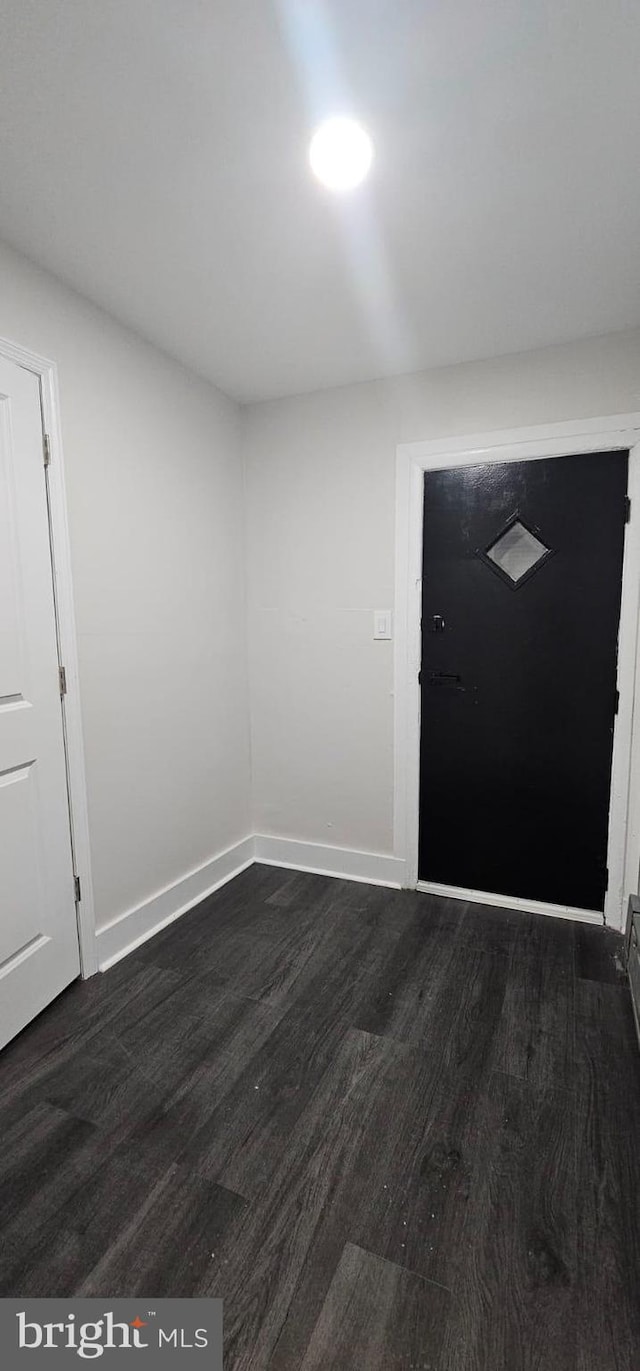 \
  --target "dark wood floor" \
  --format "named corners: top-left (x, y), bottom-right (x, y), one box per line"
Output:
top-left (1, 865), bottom-right (639, 1369)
